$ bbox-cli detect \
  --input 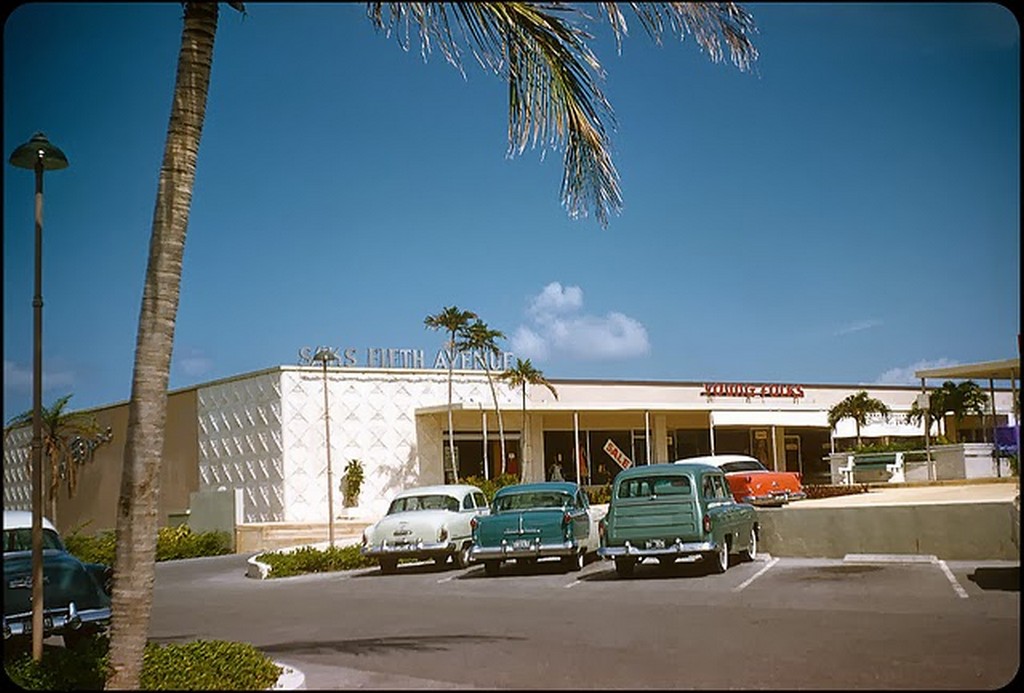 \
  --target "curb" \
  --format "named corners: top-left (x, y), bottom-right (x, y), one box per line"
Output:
top-left (271, 662), bottom-right (305, 690)
top-left (843, 553), bottom-right (938, 564)
top-left (246, 536), bottom-right (363, 579)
